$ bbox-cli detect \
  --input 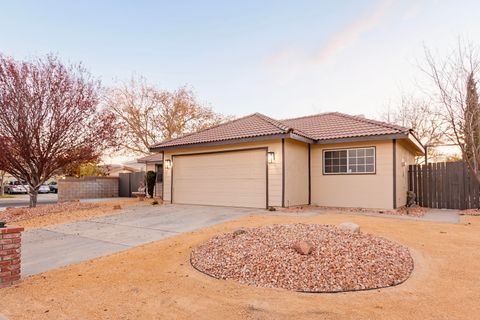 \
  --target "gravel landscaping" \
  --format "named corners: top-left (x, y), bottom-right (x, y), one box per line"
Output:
top-left (0, 202), bottom-right (99, 223)
top-left (280, 205), bottom-right (428, 217)
top-left (0, 199), bottom-right (144, 229)
top-left (191, 224), bottom-right (413, 292)
top-left (460, 209), bottom-right (480, 216)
